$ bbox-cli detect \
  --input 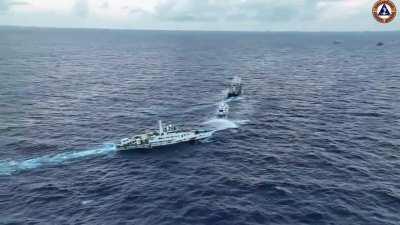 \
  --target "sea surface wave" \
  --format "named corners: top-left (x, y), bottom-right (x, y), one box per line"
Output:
top-left (1, 28), bottom-right (400, 225)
